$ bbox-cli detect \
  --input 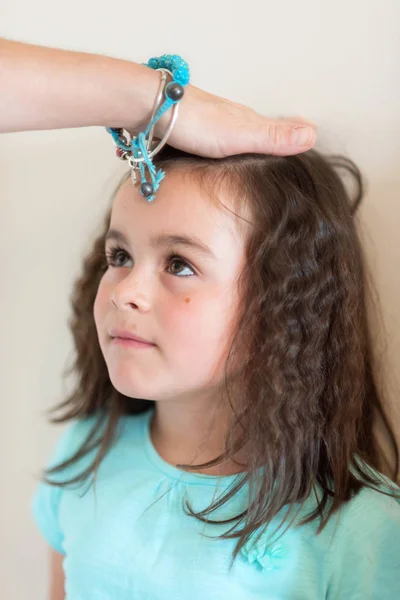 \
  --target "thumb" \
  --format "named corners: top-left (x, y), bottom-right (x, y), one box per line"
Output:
top-left (258, 116), bottom-right (317, 156)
